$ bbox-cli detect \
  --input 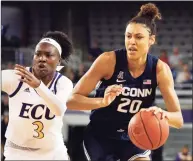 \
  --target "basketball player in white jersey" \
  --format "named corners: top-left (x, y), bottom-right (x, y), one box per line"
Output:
top-left (1, 31), bottom-right (73, 160)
